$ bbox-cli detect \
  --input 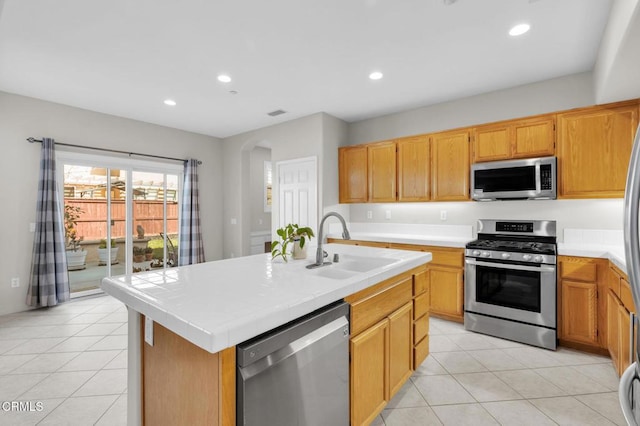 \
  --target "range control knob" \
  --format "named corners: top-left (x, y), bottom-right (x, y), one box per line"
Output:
top-left (533, 255), bottom-right (544, 263)
top-left (522, 254), bottom-right (533, 261)
top-left (481, 251), bottom-right (491, 258)
top-left (501, 253), bottom-right (511, 260)
top-left (472, 250), bottom-right (481, 256)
